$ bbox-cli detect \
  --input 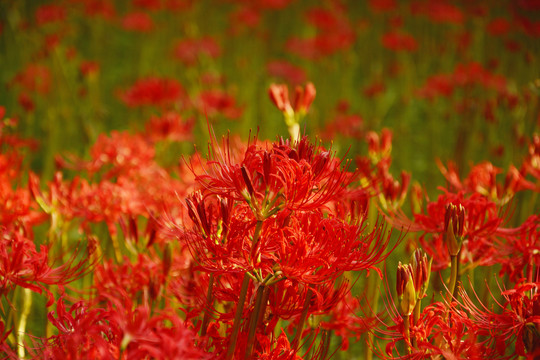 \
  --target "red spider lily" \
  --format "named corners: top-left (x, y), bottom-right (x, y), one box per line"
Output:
top-left (269, 84), bottom-right (293, 116)
top-left (453, 62), bottom-right (507, 93)
top-left (133, 0), bottom-right (162, 11)
top-left (18, 93), bottom-right (35, 112)
top-left (437, 160), bottom-right (536, 202)
top-left (487, 18), bottom-right (512, 36)
top-left (257, 332), bottom-right (302, 360)
top-left (370, 270), bottom-right (447, 359)
top-left (119, 77), bottom-right (184, 108)
top-left (0, 169), bottom-right (43, 233)
top-left (263, 210), bottom-right (395, 285)
top-left (85, 131), bottom-right (155, 177)
top-left (494, 215), bottom-right (539, 283)
top-left (92, 292), bottom-right (210, 360)
top-left (355, 129), bottom-right (411, 212)
top-left (191, 134), bottom-right (355, 218)
top-left (173, 36), bottom-right (221, 66)
top-left (0, 321), bottom-right (17, 359)
top-left (174, 192), bottom-right (254, 274)
top-left (229, 6), bottom-right (261, 34)
top-left (35, 4), bottom-right (66, 26)
top-left (196, 89), bottom-right (244, 120)
top-left (366, 129), bottom-right (393, 164)
top-left (11, 63), bottom-right (52, 95)
top-left (320, 113), bottom-right (364, 141)
top-left (416, 1), bottom-right (464, 24)
top-left (381, 31), bottom-right (418, 52)
top-left (416, 62), bottom-right (511, 103)
top-left (0, 228), bottom-right (93, 306)
top-left (145, 111), bottom-right (194, 143)
top-left (42, 294), bottom-right (209, 359)
top-left (267, 60), bottom-right (307, 86)
top-left (363, 81), bottom-right (386, 98)
top-left (30, 173), bottom-right (146, 236)
top-left (39, 297), bottom-right (119, 360)
top-left (120, 12), bottom-right (154, 32)
top-left (269, 83), bottom-right (316, 116)
top-left (93, 252), bottom-right (171, 305)
top-left (370, 266), bottom-right (489, 360)
top-left (416, 74), bottom-right (454, 100)
top-left (254, 0), bottom-right (294, 10)
top-left (319, 289), bottom-right (374, 351)
top-left (396, 250), bottom-right (432, 318)
top-left (444, 203), bottom-right (465, 257)
top-left (369, 0), bottom-right (397, 13)
top-left (285, 4), bottom-right (355, 59)
top-left (453, 281), bottom-right (540, 358)
top-left (285, 31), bottom-right (355, 60)
top-left (390, 190), bottom-right (508, 272)
top-left (79, 60), bottom-right (100, 77)
top-left (523, 133), bottom-right (540, 185)
top-left (81, 0), bottom-right (116, 19)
